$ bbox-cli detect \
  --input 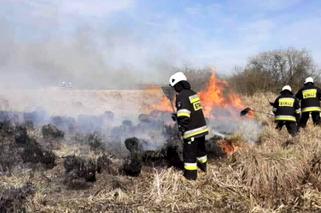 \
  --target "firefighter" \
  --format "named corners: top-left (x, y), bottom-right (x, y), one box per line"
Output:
top-left (272, 85), bottom-right (300, 137)
top-left (169, 72), bottom-right (209, 180)
top-left (295, 77), bottom-right (321, 128)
